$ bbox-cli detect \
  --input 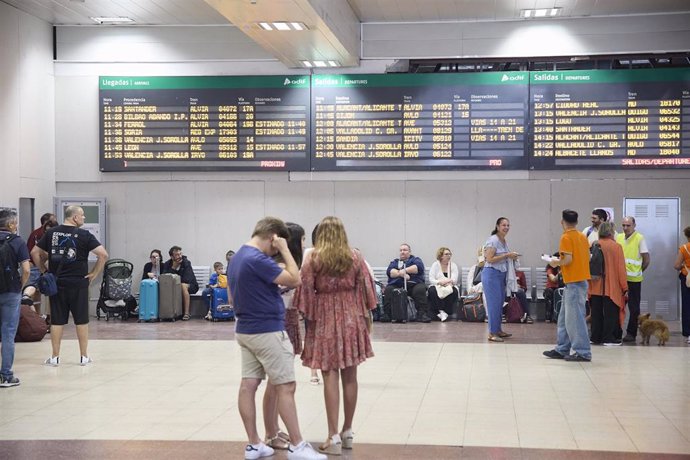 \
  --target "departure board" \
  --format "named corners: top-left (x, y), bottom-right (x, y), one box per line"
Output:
top-left (529, 68), bottom-right (690, 169)
top-left (99, 76), bottom-right (310, 171)
top-left (310, 73), bottom-right (529, 170)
